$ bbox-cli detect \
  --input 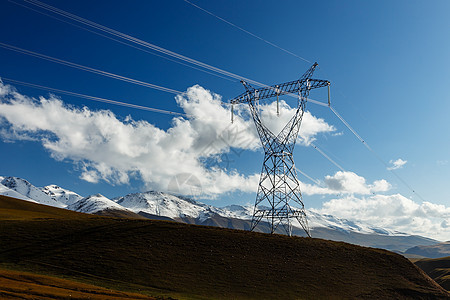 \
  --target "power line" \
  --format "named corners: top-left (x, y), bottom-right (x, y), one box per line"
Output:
top-left (0, 42), bottom-right (183, 95)
top-left (329, 105), bottom-right (426, 202)
top-left (0, 39), bottom-right (328, 109)
top-left (183, 0), bottom-right (312, 64)
top-left (7, 0), bottom-right (236, 83)
top-left (310, 142), bottom-right (345, 172)
top-left (20, 0), bottom-right (260, 85)
top-left (0, 41), bottom-right (236, 107)
top-left (0, 77), bottom-right (187, 116)
top-left (296, 167), bottom-right (321, 186)
top-left (12, 0), bottom-right (328, 106)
